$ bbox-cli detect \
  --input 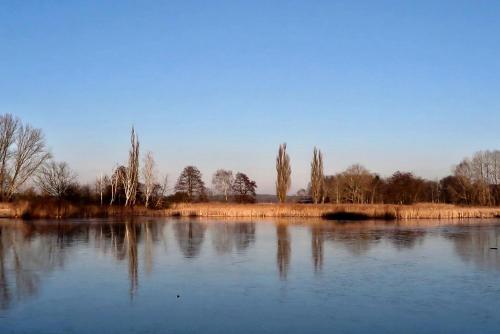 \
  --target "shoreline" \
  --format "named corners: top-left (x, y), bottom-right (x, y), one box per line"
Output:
top-left (162, 203), bottom-right (500, 220)
top-left (1, 201), bottom-right (499, 220)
